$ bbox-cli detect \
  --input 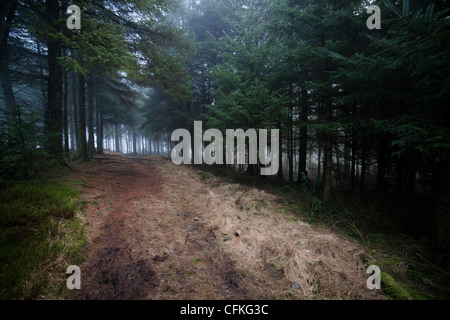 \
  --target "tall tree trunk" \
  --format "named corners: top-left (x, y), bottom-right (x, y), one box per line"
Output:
top-left (323, 98), bottom-right (333, 203)
top-left (317, 141), bottom-right (321, 181)
top-left (277, 122), bottom-right (284, 181)
top-left (0, 0), bottom-right (17, 128)
top-left (288, 125), bottom-right (294, 183)
top-left (167, 135), bottom-right (171, 158)
top-left (335, 139), bottom-right (341, 187)
top-left (132, 129), bottom-right (137, 154)
top-left (360, 136), bottom-right (367, 193)
top-left (344, 130), bottom-right (351, 183)
top-left (0, 59), bottom-right (16, 125)
top-left (350, 127), bottom-right (357, 189)
top-left (376, 134), bottom-right (388, 195)
top-left (63, 55), bottom-right (69, 156)
top-left (45, 0), bottom-right (63, 162)
top-left (77, 72), bottom-right (89, 161)
top-left (72, 71), bottom-right (78, 151)
top-left (87, 74), bottom-right (95, 156)
top-left (298, 88), bottom-right (308, 182)
top-left (114, 123), bottom-right (121, 153)
top-left (322, 44), bottom-right (333, 203)
top-left (0, 0), bottom-right (17, 68)
top-left (288, 84), bottom-right (294, 183)
top-left (36, 42), bottom-right (48, 116)
top-left (148, 138), bottom-right (152, 155)
top-left (96, 95), bottom-right (103, 154)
